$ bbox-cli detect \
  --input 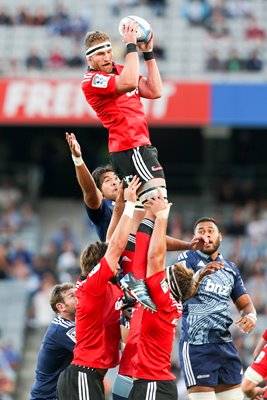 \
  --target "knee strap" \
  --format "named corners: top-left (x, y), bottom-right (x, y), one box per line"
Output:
top-left (138, 185), bottom-right (167, 204)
